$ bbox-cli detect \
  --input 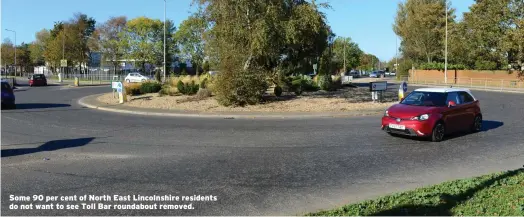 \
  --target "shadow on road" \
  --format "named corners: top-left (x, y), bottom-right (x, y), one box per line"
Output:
top-left (369, 168), bottom-right (523, 216)
top-left (1, 137), bottom-right (95, 157)
top-left (481, 120), bottom-right (504, 132)
top-left (15, 103), bottom-right (71, 110)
